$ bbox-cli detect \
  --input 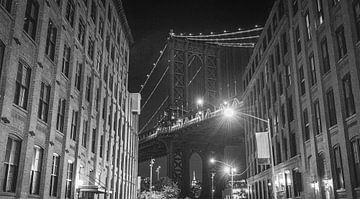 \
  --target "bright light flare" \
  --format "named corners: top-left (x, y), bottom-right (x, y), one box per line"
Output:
top-left (209, 158), bottom-right (216, 164)
top-left (196, 98), bottom-right (204, 106)
top-left (223, 107), bottom-right (235, 118)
